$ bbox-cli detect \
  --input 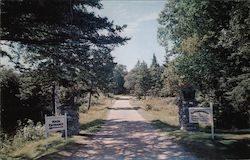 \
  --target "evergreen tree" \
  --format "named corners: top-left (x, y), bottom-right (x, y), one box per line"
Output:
top-left (134, 61), bottom-right (151, 99)
top-left (161, 57), bottom-right (179, 97)
top-left (149, 54), bottom-right (163, 96)
top-left (124, 61), bottom-right (141, 94)
top-left (112, 64), bottom-right (127, 94)
top-left (1, 0), bottom-right (129, 112)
